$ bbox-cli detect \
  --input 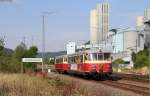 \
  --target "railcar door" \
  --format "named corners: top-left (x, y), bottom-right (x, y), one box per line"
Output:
top-left (78, 54), bottom-right (84, 71)
top-left (63, 56), bottom-right (69, 71)
top-left (68, 56), bottom-right (78, 71)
